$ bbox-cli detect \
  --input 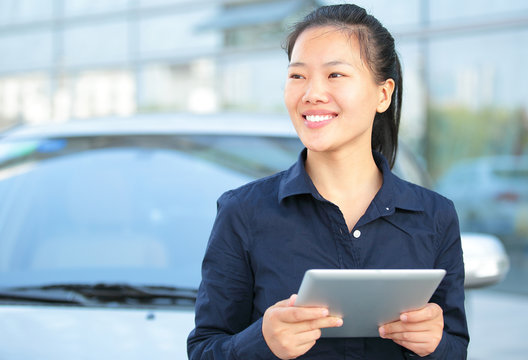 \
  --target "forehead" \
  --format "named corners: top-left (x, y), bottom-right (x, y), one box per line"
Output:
top-left (290, 25), bottom-right (362, 62)
top-left (292, 26), bottom-right (359, 57)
